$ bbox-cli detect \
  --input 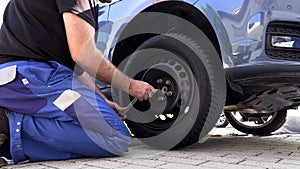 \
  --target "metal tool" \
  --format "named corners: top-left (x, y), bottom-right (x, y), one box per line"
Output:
top-left (120, 97), bottom-right (138, 116)
top-left (120, 89), bottom-right (167, 116)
